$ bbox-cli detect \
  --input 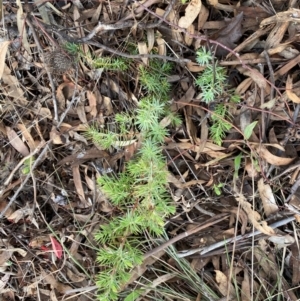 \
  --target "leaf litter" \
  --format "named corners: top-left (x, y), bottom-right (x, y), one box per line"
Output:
top-left (0, 0), bottom-right (300, 300)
